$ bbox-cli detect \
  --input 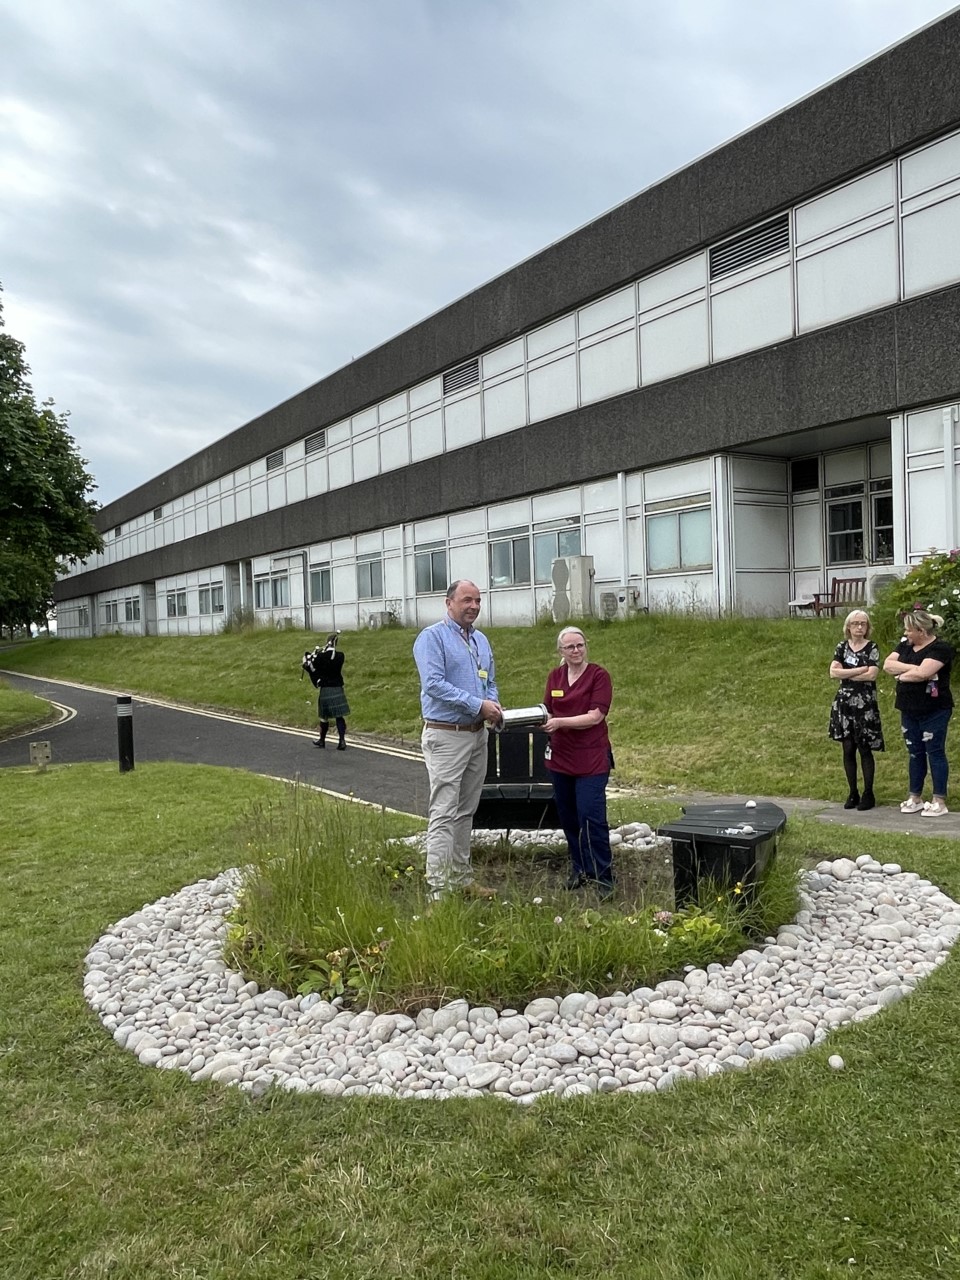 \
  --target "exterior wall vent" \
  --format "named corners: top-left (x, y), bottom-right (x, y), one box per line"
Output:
top-left (709, 213), bottom-right (790, 280)
top-left (305, 430), bottom-right (327, 455)
top-left (153, 507), bottom-right (163, 520)
top-left (266, 449), bottom-right (284, 471)
top-left (442, 359), bottom-right (480, 395)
